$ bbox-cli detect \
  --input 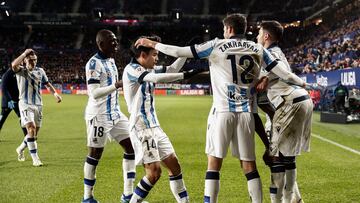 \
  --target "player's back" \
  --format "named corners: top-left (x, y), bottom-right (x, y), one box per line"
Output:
top-left (84, 53), bottom-right (121, 121)
top-left (196, 37), bottom-right (267, 113)
top-left (266, 45), bottom-right (307, 108)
